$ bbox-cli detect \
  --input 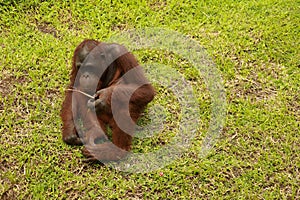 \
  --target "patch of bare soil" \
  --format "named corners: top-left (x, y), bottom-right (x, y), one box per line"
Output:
top-left (36, 22), bottom-right (59, 38)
